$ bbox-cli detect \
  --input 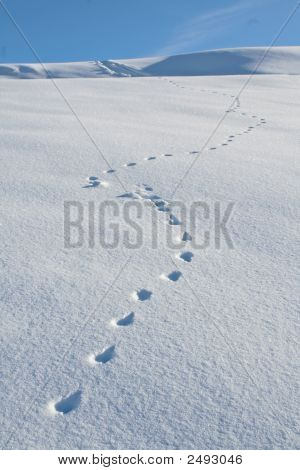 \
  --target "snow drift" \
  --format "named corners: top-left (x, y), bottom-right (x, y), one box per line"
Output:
top-left (1, 46), bottom-right (300, 79)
